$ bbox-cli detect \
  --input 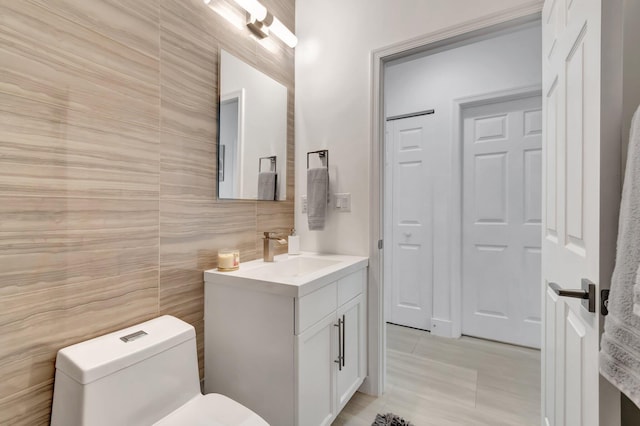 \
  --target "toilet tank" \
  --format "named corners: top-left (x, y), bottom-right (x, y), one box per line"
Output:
top-left (51, 315), bottom-right (201, 426)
